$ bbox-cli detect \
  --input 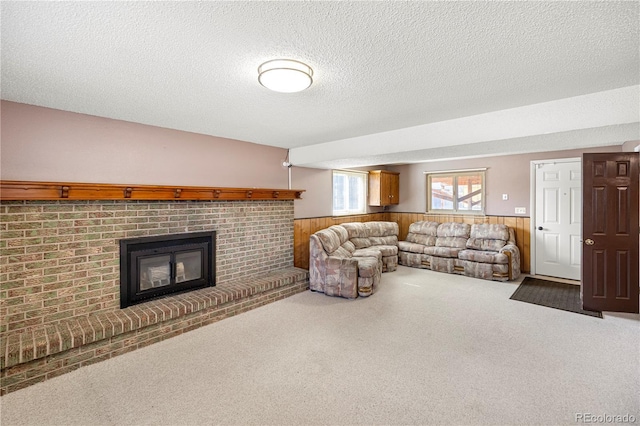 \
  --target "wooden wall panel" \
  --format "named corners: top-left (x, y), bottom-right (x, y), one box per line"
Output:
top-left (522, 217), bottom-right (531, 273)
top-left (399, 214), bottom-right (412, 241)
top-left (387, 212), bottom-right (400, 226)
top-left (294, 219), bottom-right (311, 270)
top-left (294, 213), bottom-right (531, 273)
